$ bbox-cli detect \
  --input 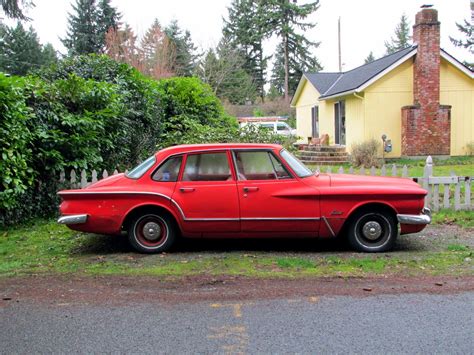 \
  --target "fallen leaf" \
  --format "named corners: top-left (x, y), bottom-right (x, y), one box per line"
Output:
top-left (363, 287), bottom-right (372, 292)
top-left (435, 282), bottom-right (443, 286)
